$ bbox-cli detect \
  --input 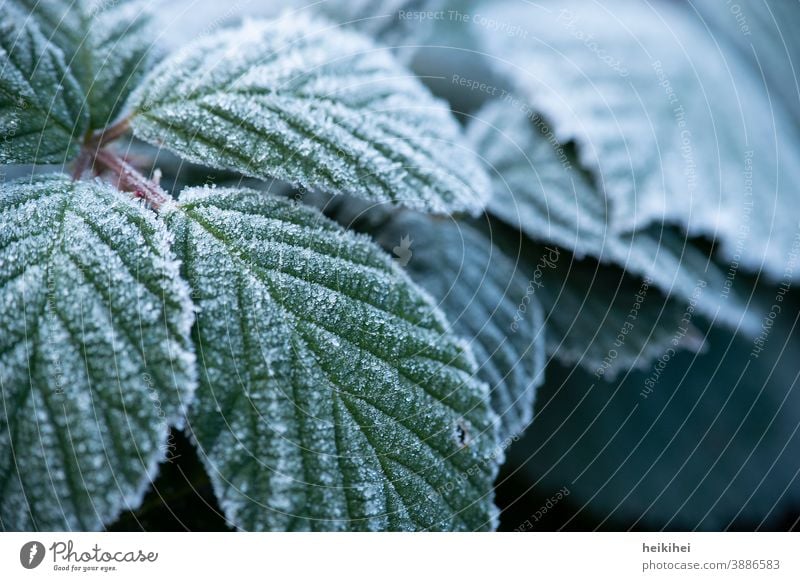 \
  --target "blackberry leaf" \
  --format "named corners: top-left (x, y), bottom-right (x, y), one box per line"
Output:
top-left (0, 175), bottom-right (196, 531)
top-left (12, 0), bottom-right (159, 129)
top-left (0, 2), bottom-right (88, 163)
top-left (164, 186), bottom-right (500, 531)
top-left (373, 213), bottom-right (546, 441)
top-left (130, 16), bottom-right (490, 215)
